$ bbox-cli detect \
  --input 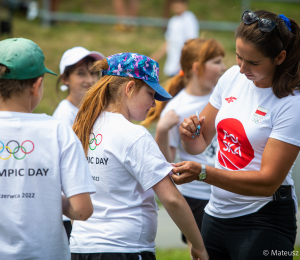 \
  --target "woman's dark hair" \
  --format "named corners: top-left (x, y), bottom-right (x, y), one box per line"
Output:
top-left (236, 10), bottom-right (300, 98)
top-left (56, 56), bottom-right (97, 95)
